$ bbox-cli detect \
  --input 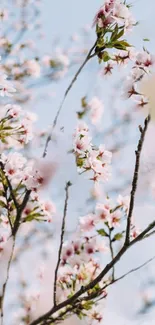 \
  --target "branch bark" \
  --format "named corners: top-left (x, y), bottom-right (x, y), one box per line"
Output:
top-left (0, 239), bottom-right (16, 325)
top-left (42, 41), bottom-right (97, 158)
top-left (125, 115), bottom-right (150, 245)
top-left (53, 181), bottom-right (71, 306)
